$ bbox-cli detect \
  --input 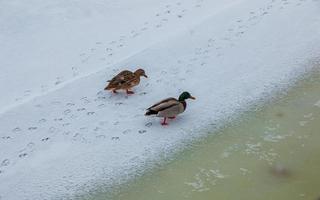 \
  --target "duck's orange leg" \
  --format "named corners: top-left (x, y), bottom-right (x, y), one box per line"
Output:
top-left (126, 89), bottom-right (134, 94)
top-left (161, 117), bottom-right (169, 126)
